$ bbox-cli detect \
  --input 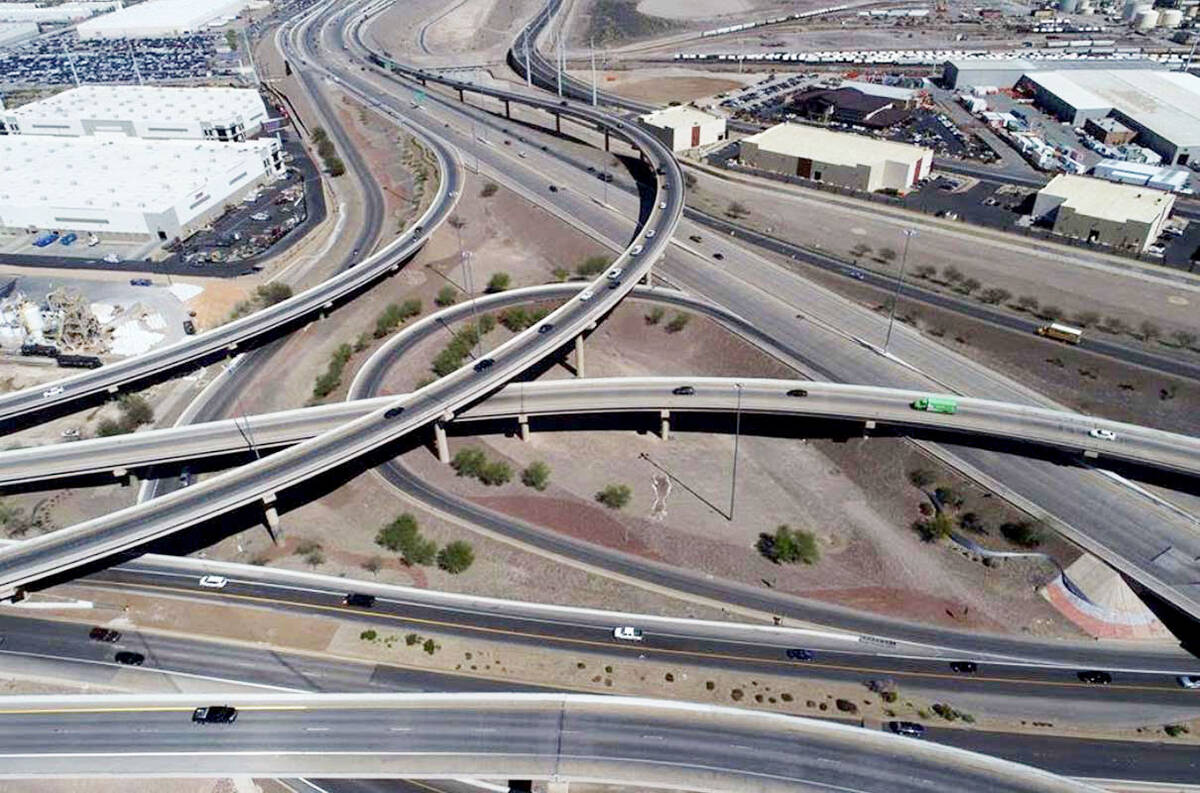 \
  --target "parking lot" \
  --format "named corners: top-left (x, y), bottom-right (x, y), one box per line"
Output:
top-left (0, 30), bottom-right (230, 87)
